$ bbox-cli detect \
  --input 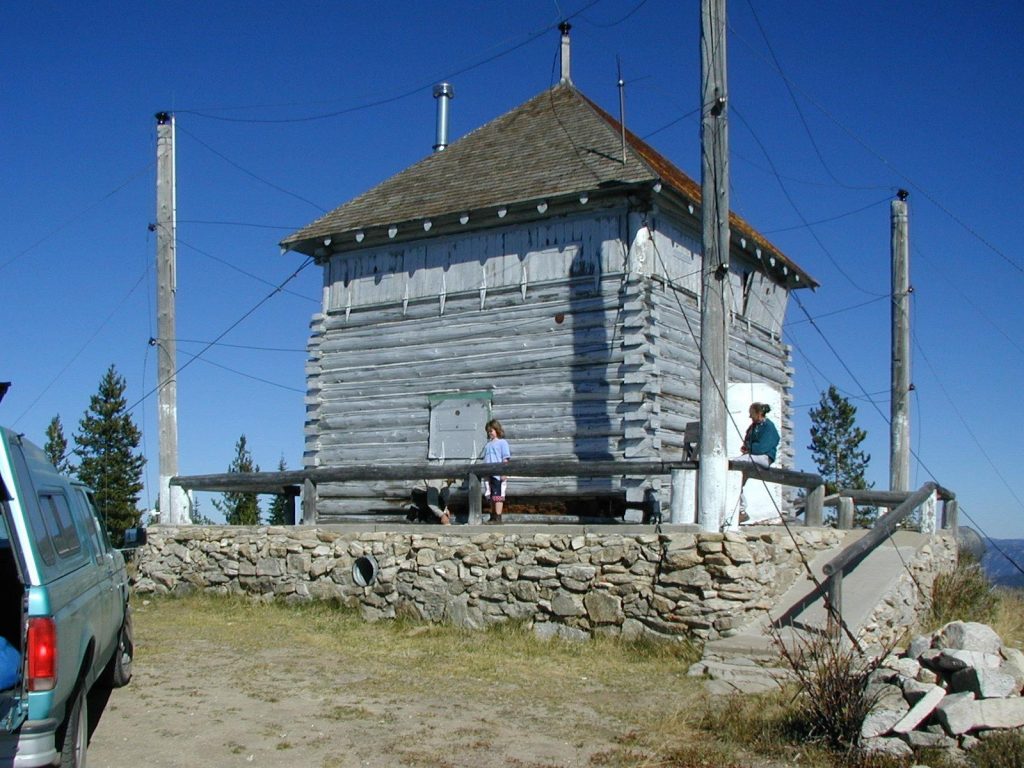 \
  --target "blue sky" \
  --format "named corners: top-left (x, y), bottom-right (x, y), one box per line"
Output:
top-left (3, 1), bottom-right (1022, 539)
